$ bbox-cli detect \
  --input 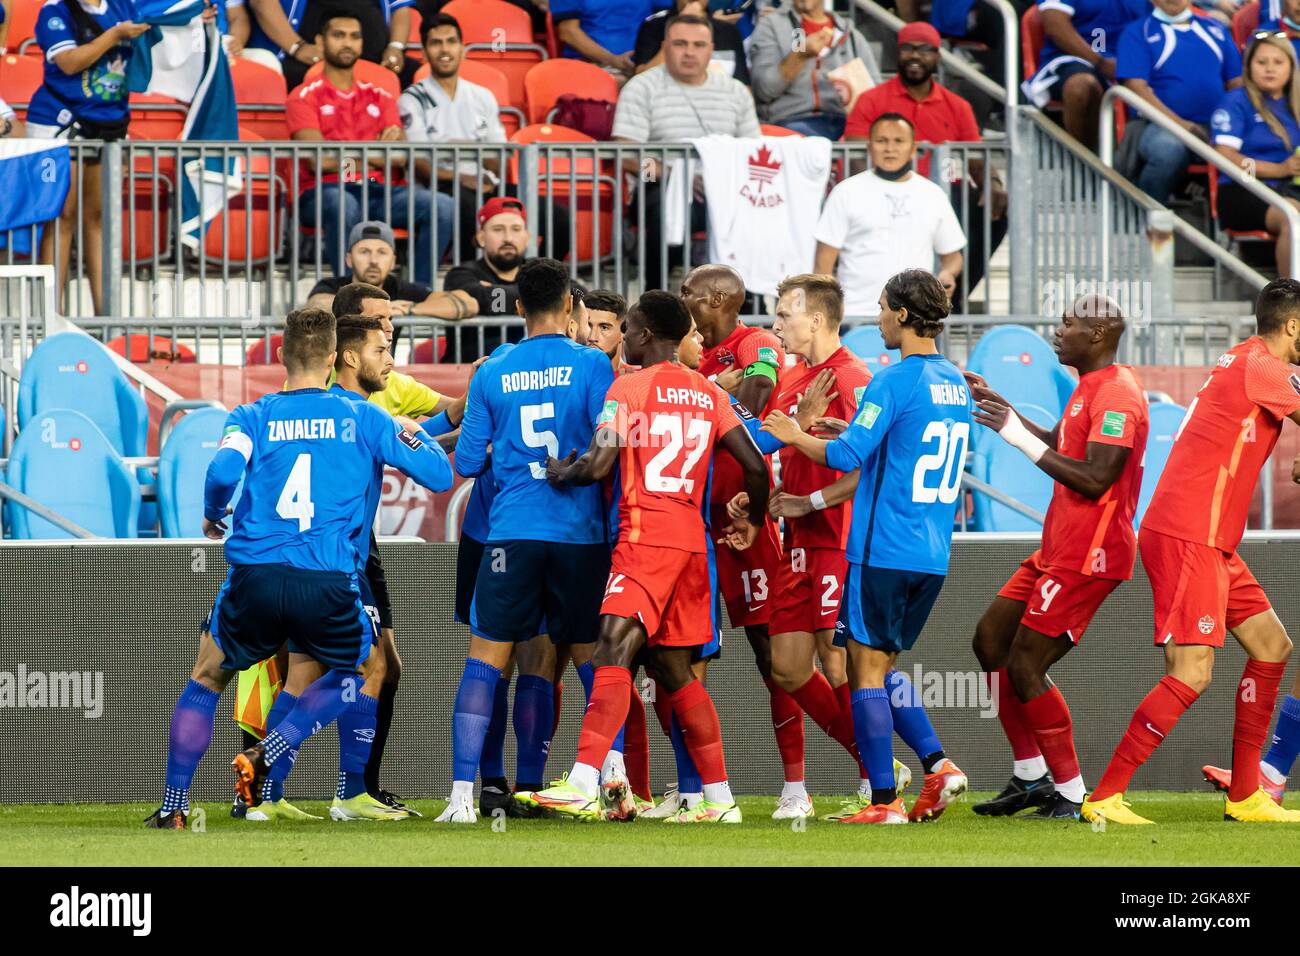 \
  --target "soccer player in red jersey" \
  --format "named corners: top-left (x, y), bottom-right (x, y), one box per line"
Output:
top-left (966, 295), bottom-right (1149, 820)
top-left (681, 264), bottom-right (800, 794)
top-left (1083, 279), bottom-right (1300, 825)
top-left (521, 291), bottom-right (771, 823)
